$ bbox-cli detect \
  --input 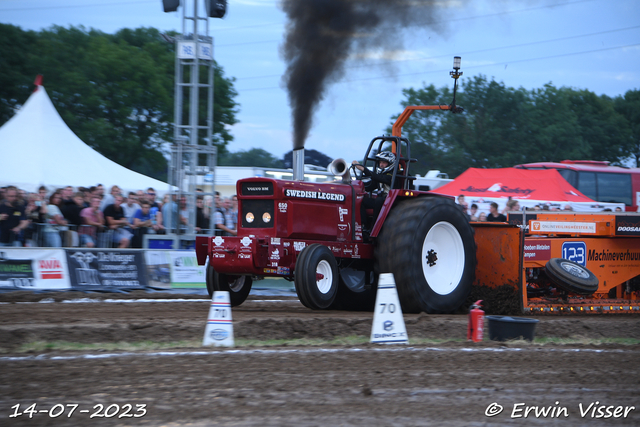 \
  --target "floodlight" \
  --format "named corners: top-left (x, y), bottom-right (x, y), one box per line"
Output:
top-left (205, 0), bottom-right (227, 18)
top-left (162, 0), bottom-right (180, 12)
top-left (453, 56), bottom-right (461, 71)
